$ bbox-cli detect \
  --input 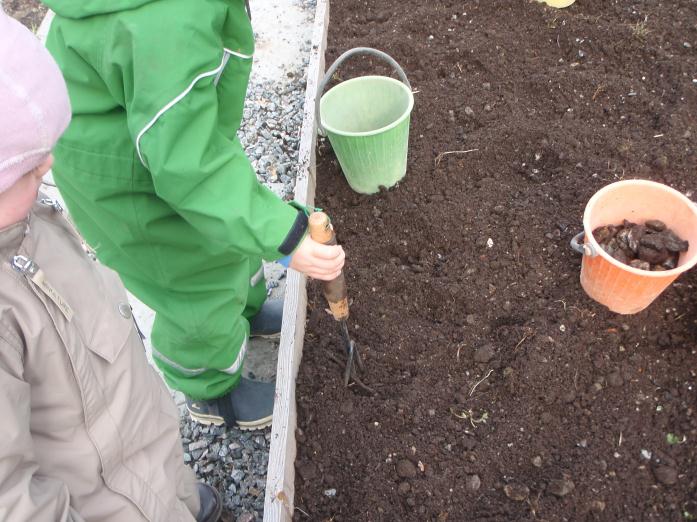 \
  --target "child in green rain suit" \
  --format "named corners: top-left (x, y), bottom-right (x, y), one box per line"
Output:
top-left (43, 0), bottom-right (345, 430)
